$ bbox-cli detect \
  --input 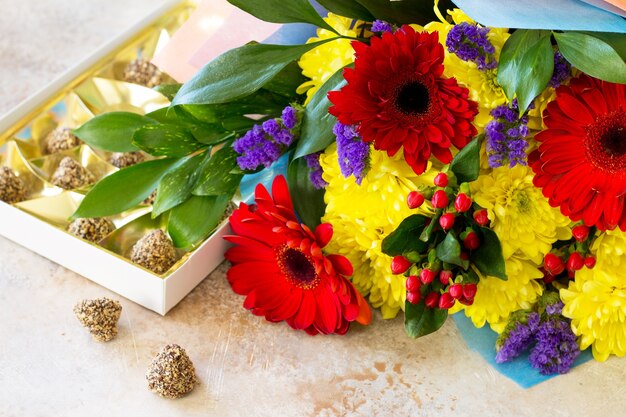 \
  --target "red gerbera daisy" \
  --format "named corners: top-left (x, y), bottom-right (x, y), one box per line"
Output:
top-left (224, 175), bottom-right (371, 335)
top-left (531, 74), bottom-right (626, 231)
top-left (328, 26), bottom-right (478, 174)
